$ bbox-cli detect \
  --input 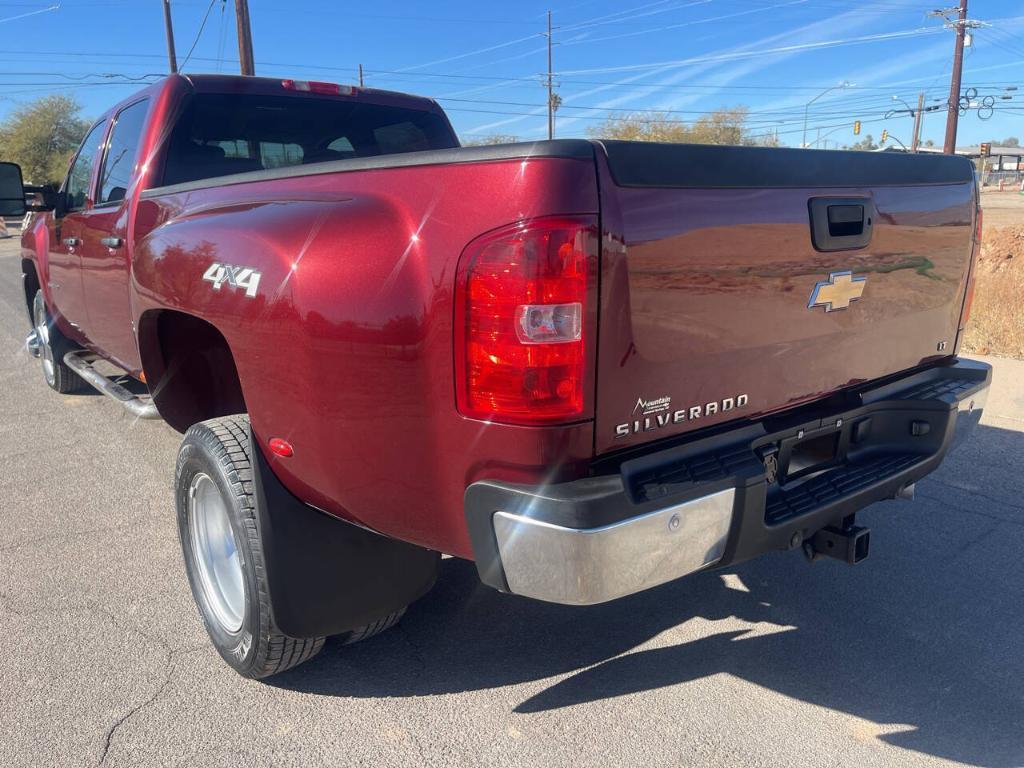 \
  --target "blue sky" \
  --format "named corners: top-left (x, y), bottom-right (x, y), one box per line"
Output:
top-left (0, 0), bottom-right (1021, 148)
